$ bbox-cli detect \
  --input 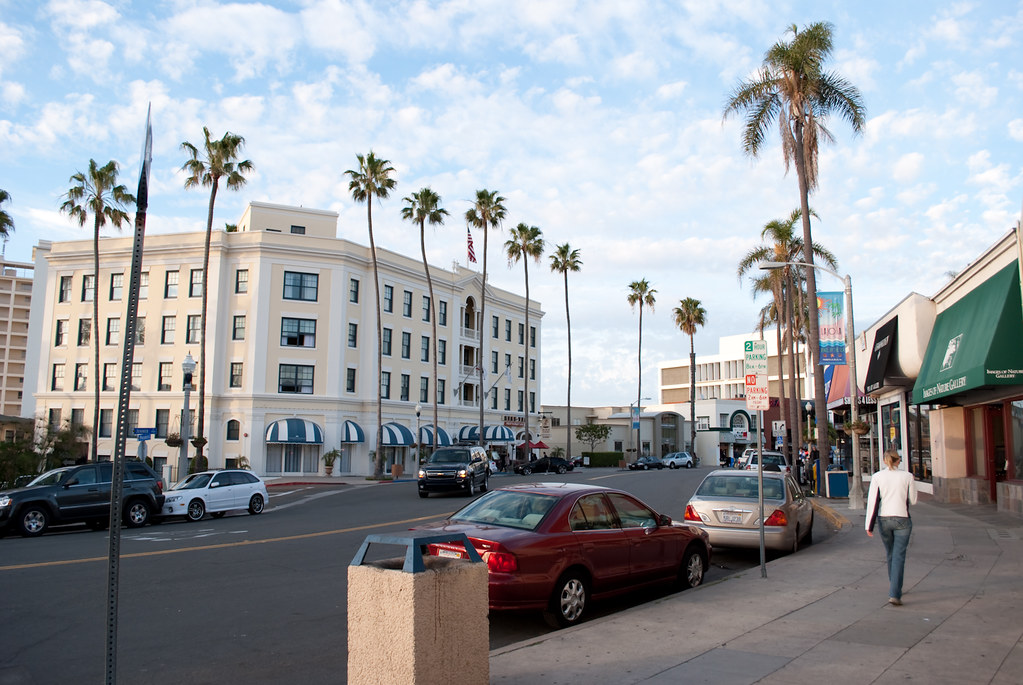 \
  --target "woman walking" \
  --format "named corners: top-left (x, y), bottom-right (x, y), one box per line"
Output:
top-left (865, 449), bottom-right (918, 605)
